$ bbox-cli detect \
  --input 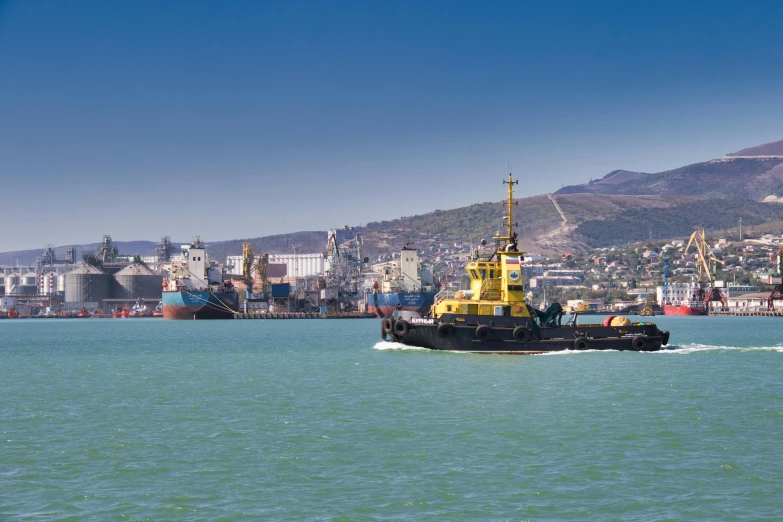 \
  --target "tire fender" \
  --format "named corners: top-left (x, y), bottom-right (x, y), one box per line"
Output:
top-left (393, 319), bottom-right (410, 336)
top-left (475, 324), bottom-right (491, 341)
top-left (382, 317), bottom-right (395, 334)
top-left (512, 326), bottom-right (529, 342)
top-left (632, 335), bottom-right (647, 351)
top-left (437, 324), bottom-right (453, 338)
top-left (574, 337), bottom-right (589, 350)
